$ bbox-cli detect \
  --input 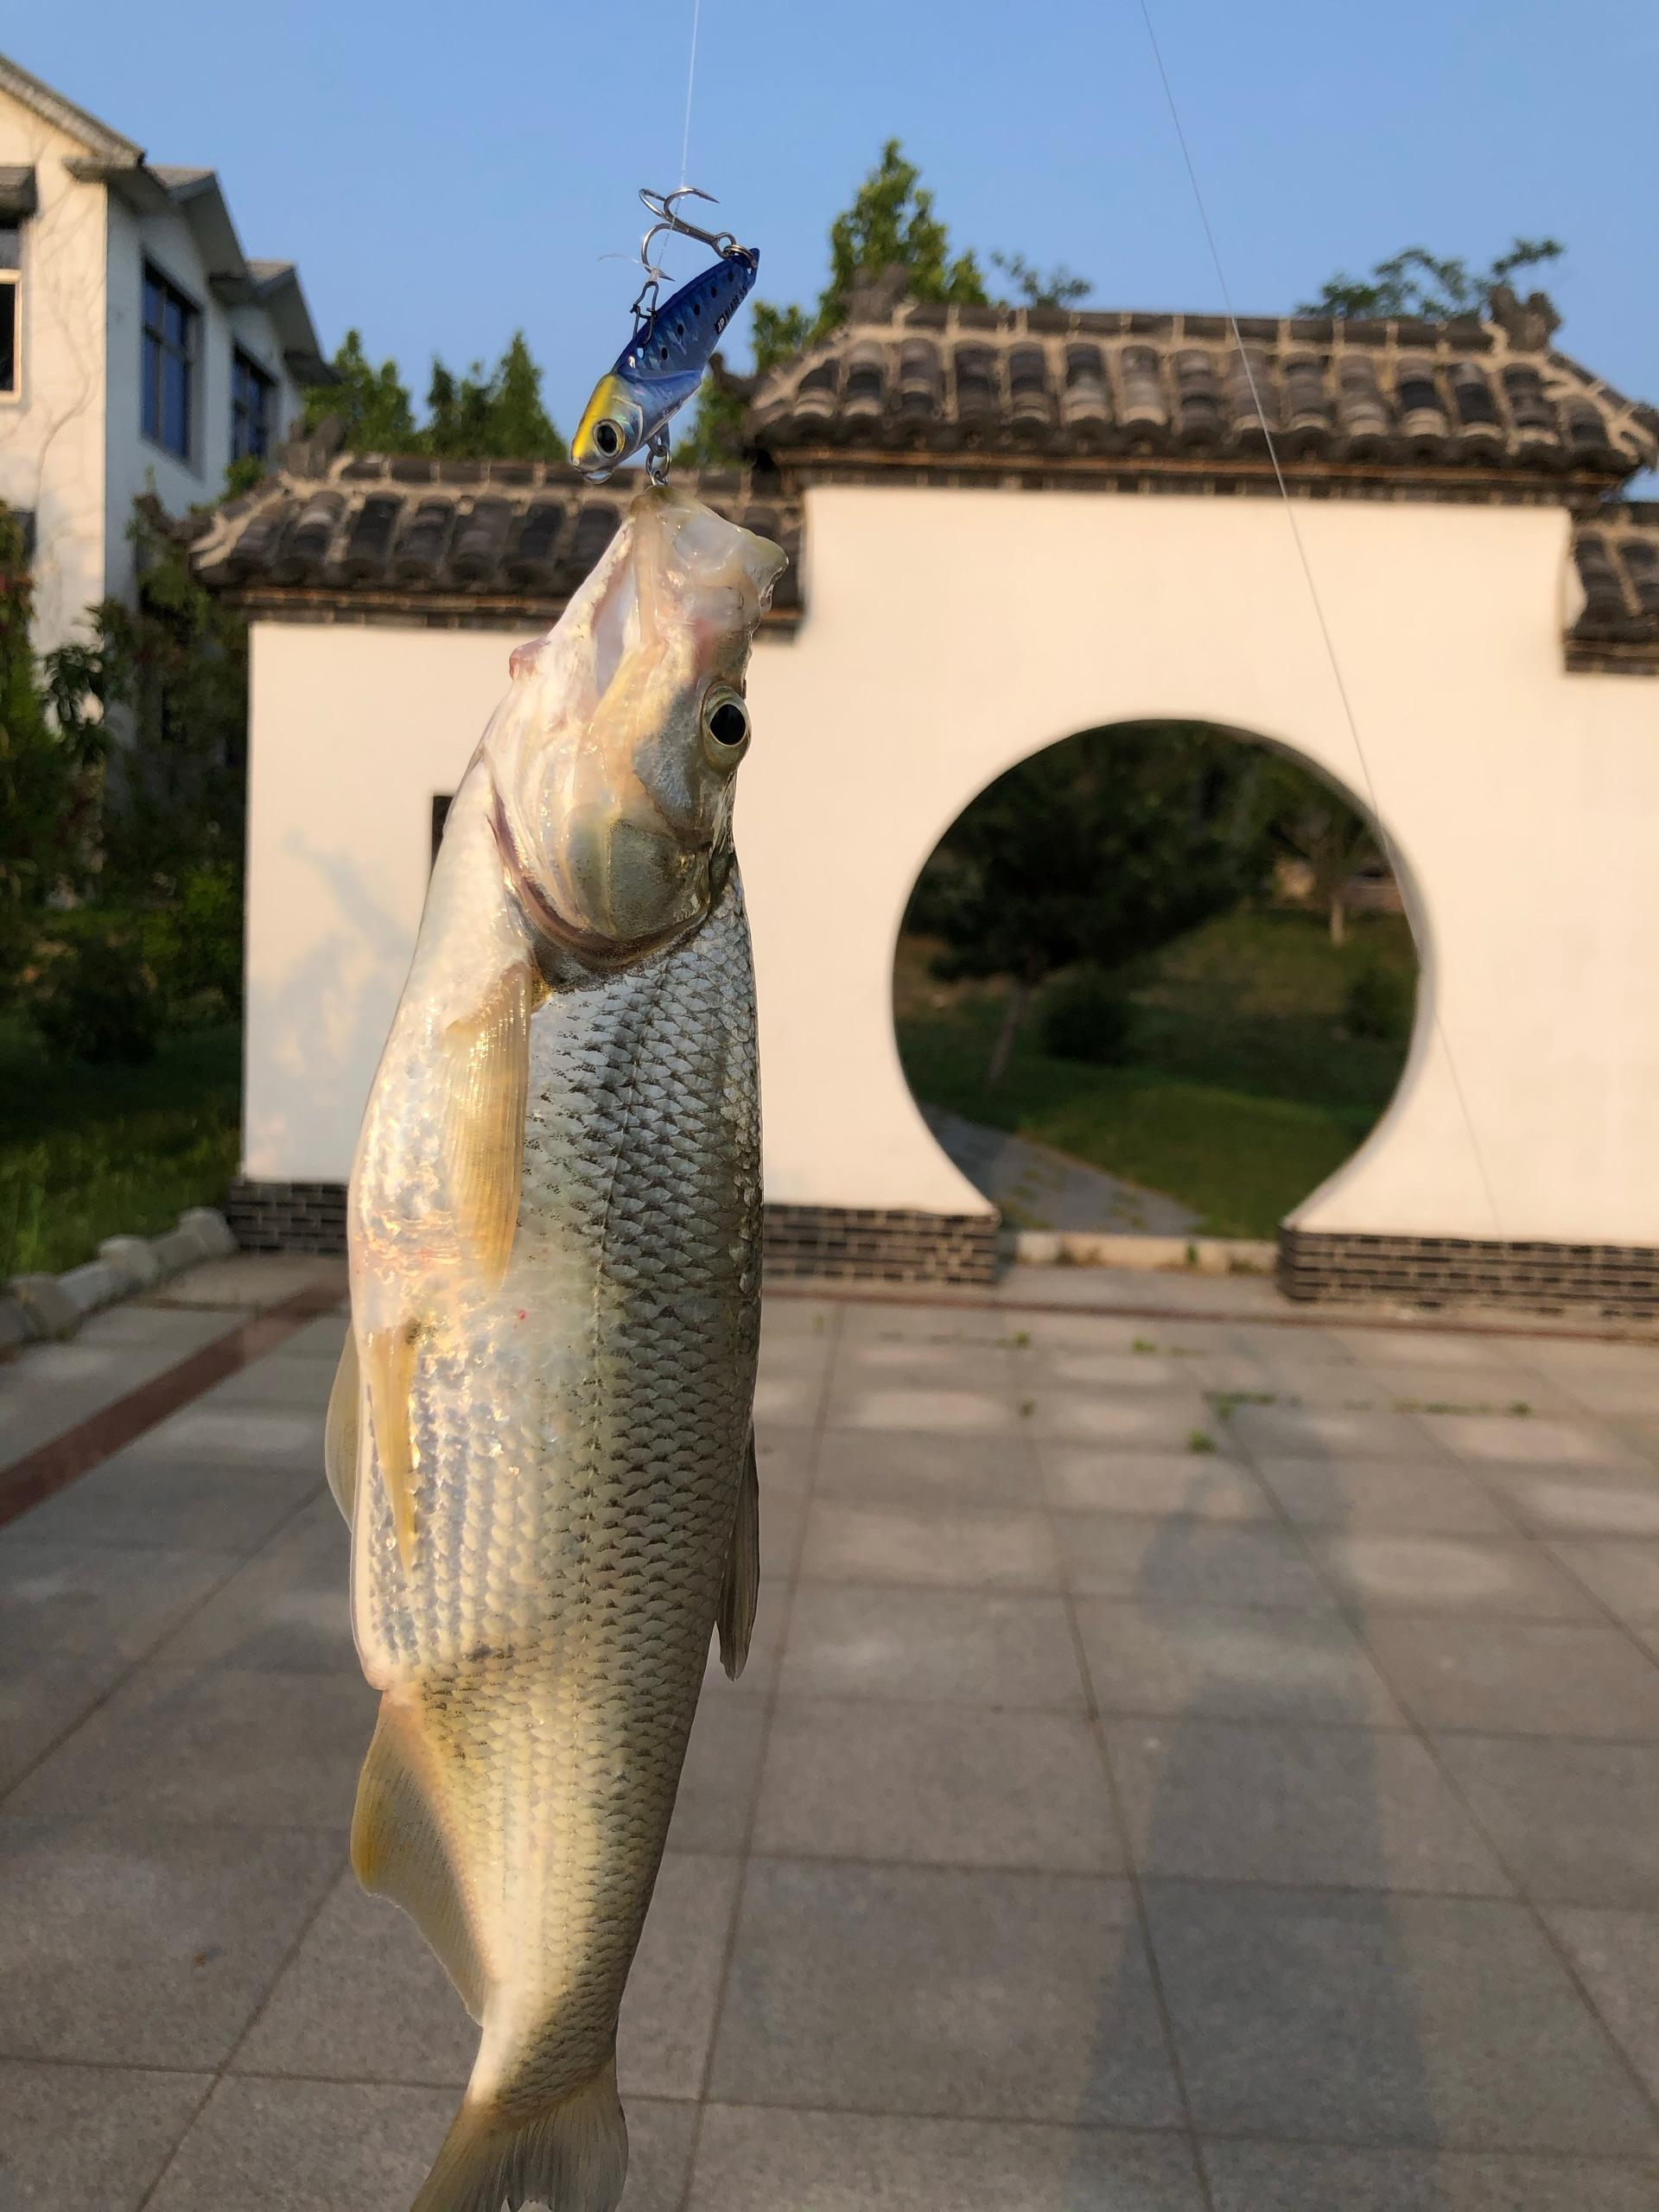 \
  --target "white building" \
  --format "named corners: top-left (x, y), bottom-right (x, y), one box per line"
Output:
top-left (194, 297), bottom-right (1659, 1309)
top-left (0, 51), bottom-right (328, 650)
